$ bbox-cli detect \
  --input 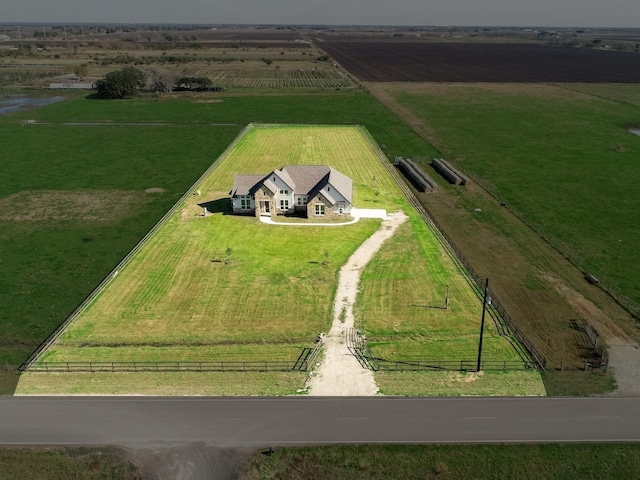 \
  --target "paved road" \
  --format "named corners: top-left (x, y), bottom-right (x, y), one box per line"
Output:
top-left (1, 397), bottom-right (639, 447)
